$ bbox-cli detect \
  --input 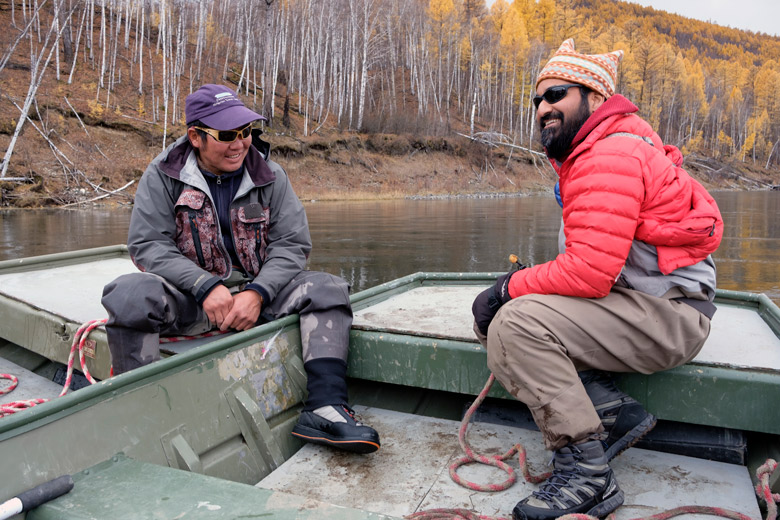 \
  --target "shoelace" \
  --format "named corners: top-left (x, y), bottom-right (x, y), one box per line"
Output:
top-left (341, 405), bottom-right (365, 426)
top-left (532, 448), bottom-right (586, 501)
top-left (531, 469), bottom-right (581, 501)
